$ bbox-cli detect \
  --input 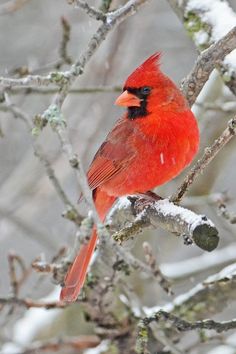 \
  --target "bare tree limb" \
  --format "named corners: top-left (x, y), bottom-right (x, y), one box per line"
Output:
top-left (181, 26), bottom-right (236, 107)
